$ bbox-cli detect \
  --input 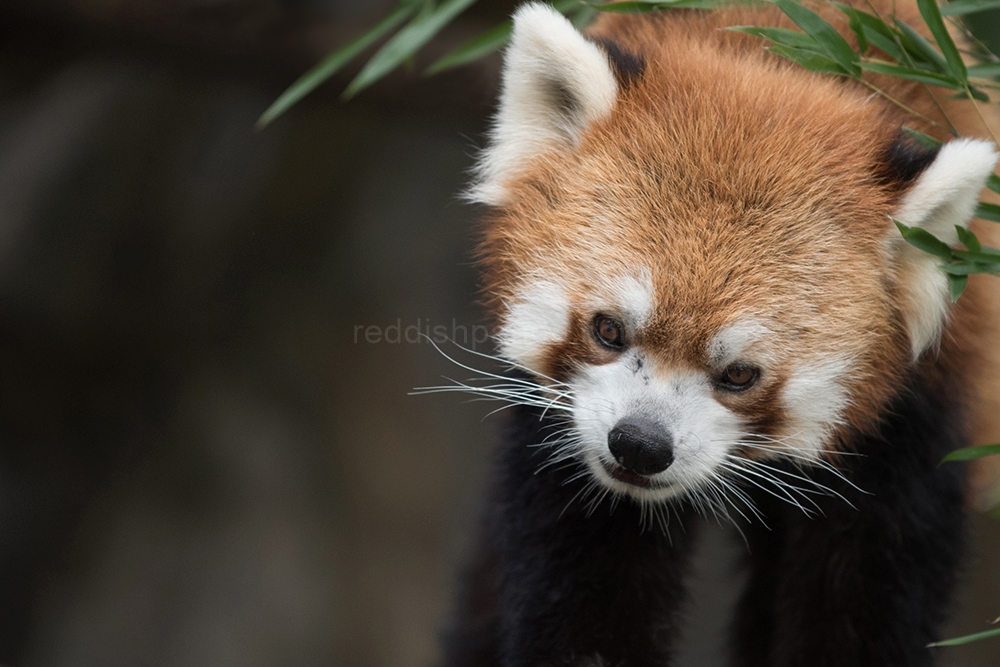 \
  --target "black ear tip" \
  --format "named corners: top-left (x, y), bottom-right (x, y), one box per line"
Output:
top-left (880, 129), bottom-right (940, 187)
top-left (590, 37), bottom-right (646, 89)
